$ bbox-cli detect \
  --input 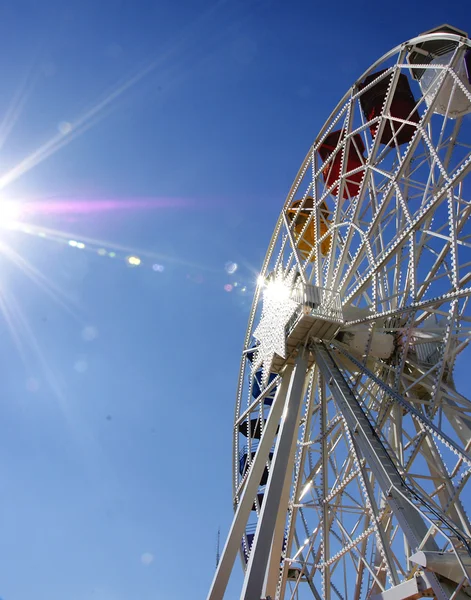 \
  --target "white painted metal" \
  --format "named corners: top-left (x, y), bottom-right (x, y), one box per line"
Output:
top-left (370, 574), bottom-right (430, 600)
top-left (223, 26), bottom-right (471, 600)
top-left (207, 365), bottom-right (293, 600)
top-left (241, 351), bottom-right (308, 600)
top-left (410, 551), bottom-right (471, 585)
